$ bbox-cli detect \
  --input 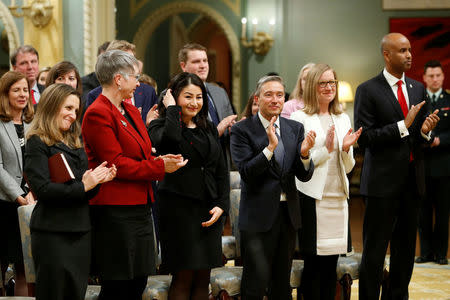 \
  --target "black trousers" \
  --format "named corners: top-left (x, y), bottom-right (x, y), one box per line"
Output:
top-left (240, 202), bottom-right (296, 300)
top-left (418, 176), bottom-right (450, 259)
top-left (359, 166), bottom-right (419, 300)
top-left (301, 254), bottom-right (339, 300)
